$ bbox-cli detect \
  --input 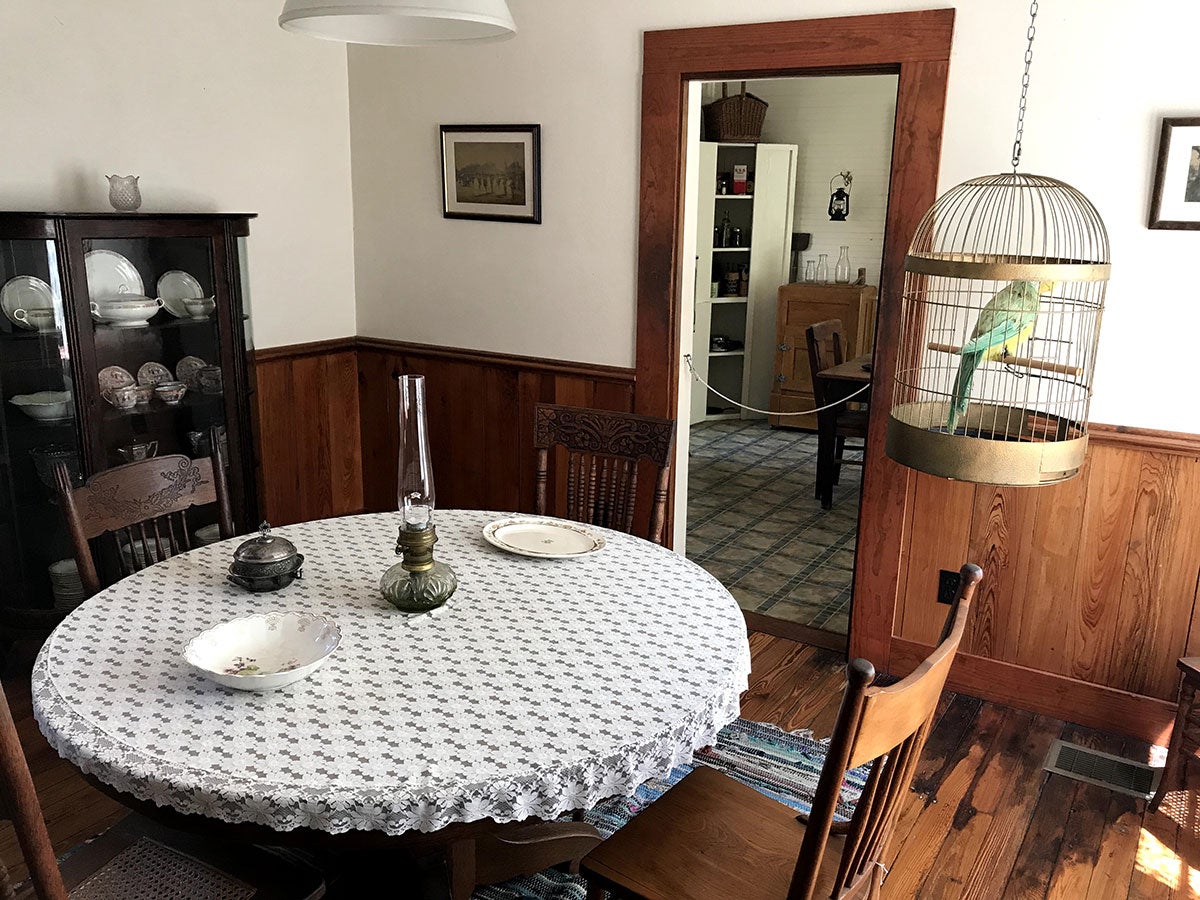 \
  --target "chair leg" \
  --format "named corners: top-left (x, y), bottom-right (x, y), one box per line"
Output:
top-left (586, 881), bottom-right (607, 900)
top-left (1152, 680), bottom-right (1196, 811)
top-left (833, 435), bottom-right (846, 485)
